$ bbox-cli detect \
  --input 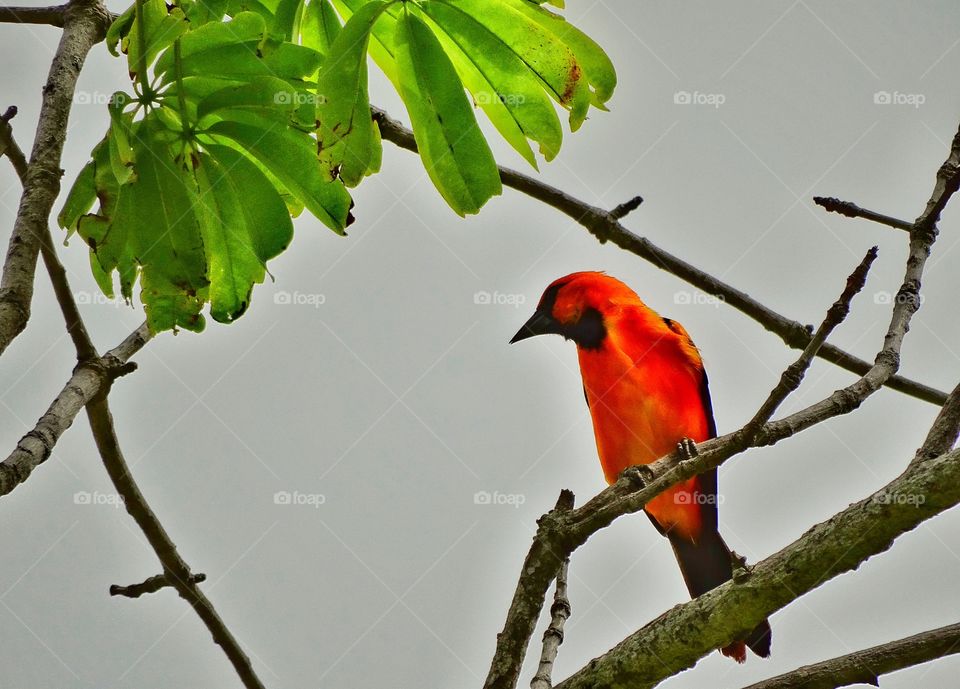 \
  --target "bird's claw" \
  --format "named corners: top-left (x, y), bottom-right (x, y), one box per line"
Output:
top-left (677, 438), bottom-right (698, 461)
